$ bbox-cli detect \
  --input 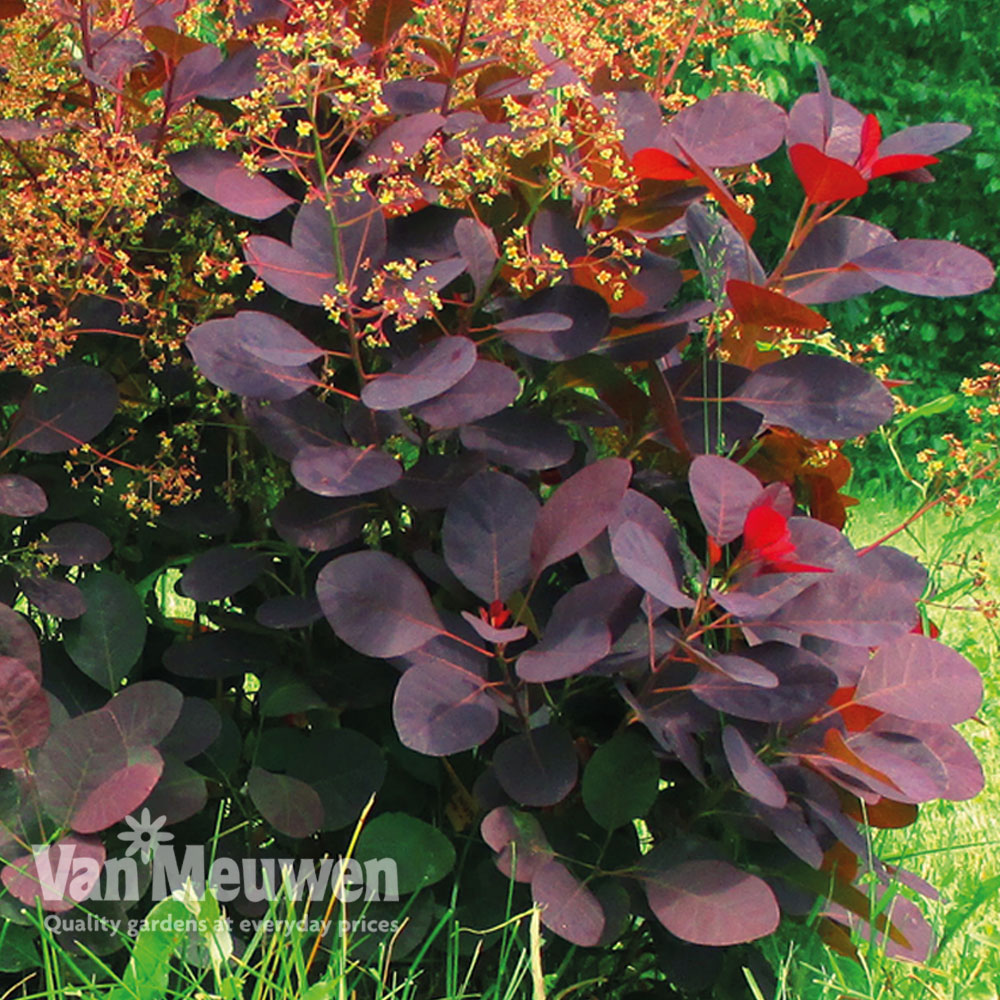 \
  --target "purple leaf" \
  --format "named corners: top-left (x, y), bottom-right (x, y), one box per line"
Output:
top-left (755, 803), bottom-right (823, 868)
top-left (517, 575), bottom-right (639, 682)
top-left (689, 455), bottom-right (762, 544)
top-left (685, 203), bottom-right (766, 287)
top-left (502, 286), bottom-right (610, 361)
top-left (814, 61), bottom-right (834, 149)
top-left (666, 360), bottom-right (763, 454)
top-left (158, 697), bottom-right (222, 761)
top-left (9, 366), bottom-right (118, 454)
top-left (105, 681), bottom-right (183, 748)
top-left (180, 546), bottom-right (270, 601)
top-left (2, 836), bottom-right (105, 912)
top-left (495, 314), bottom-right (573, 335)
top-left (644, 859), bottom-right (780, 946)
top-left (693, 643), bottom-right (838, 722)
top-left (532, 860), bottom-right (605, 946)
top-left (858, 546), bottom-right (927, 601)
top-left (187, 316), bottom-right (314, 400)
top-left (244, 396), bottom-right (345, 461)
top-left (19, 576), bottom-right (86, 619)
top-left (460, 409), bottom-right (574, 470)
top-left (0, 605), bottom-right (41, 679)
top-left (782, 216), bottom-right (896, 303)
top-left (846, 731), bottom-right (948, 802)
top-left (317, 551), bottom-right (443, 657)
top-left (393, 659), bottom-right (498, 756)
top-left (169, 148), bottom-right (294, 219)
top-left (442, 470), bottom-right (538, 603)
top-left (787, 93), bottom-right (864, 162)
top-left (0, 656), bottom-right (49, 768)
top-left (273, 190), bottom-right (386, 305)
top-left (271, 491), bottom-right (371, 552)
top-left (247, 766), bottom-right (323, 838)
top-left (410, 360), bottom-right (520, 429)
top-left (71, 746), bottom-right (164, 834)
top-left (878, 122), bottom-right (971, 157)
top-left (35, 711), bottom-right (126, 828)
top-left (481, 806), bottom-right (553, 883)
top-left (610, 520), bottom-right (692, 609)
top-left (359, 111), bottom-right (445, 172)
top-left (493, 725), bottom-right (578, 806)
top-left (871, 718), bottom-right (983, 801)
top-left (144, 755), bottom-right (208, 824)
top-left (769, 573), bottom-right (917, 646)
top-left (243, 235), bottom-right (332, 305)
top-left (663, 92), bottom-right (786, 168)
top-left (292, 444), bottom-right (402, 497)
top-left (710, 652), bottom-right (779, 688)
top-left (231, 311), bottom-right (324, 366)
top-left (461, 612), bottom-right (528, 644)
top-left (361, 337), bottom-right (477, 410)
top-left (453, 217), bottom-right (498, 296)
top-left (855, 633), bottom-right (982, 724)
top-left (389, 452), bottom-right (486, 509)
top-left (163, 630), bottom-right (277, 679)
top-left (850, 239), bottom-right (995, 297)
top-left (530, 458), bottom-right (632, 573)
top-left (0, 475), bottom-right (47, 517)
top-left (737, 355), bottom-right (894, 439)
top-left (38, 523), bottom-right (112, 565)
top-left (722, 725), bottom-right (787, 808)
top-left (255, 594), bottom-right (323, 629)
